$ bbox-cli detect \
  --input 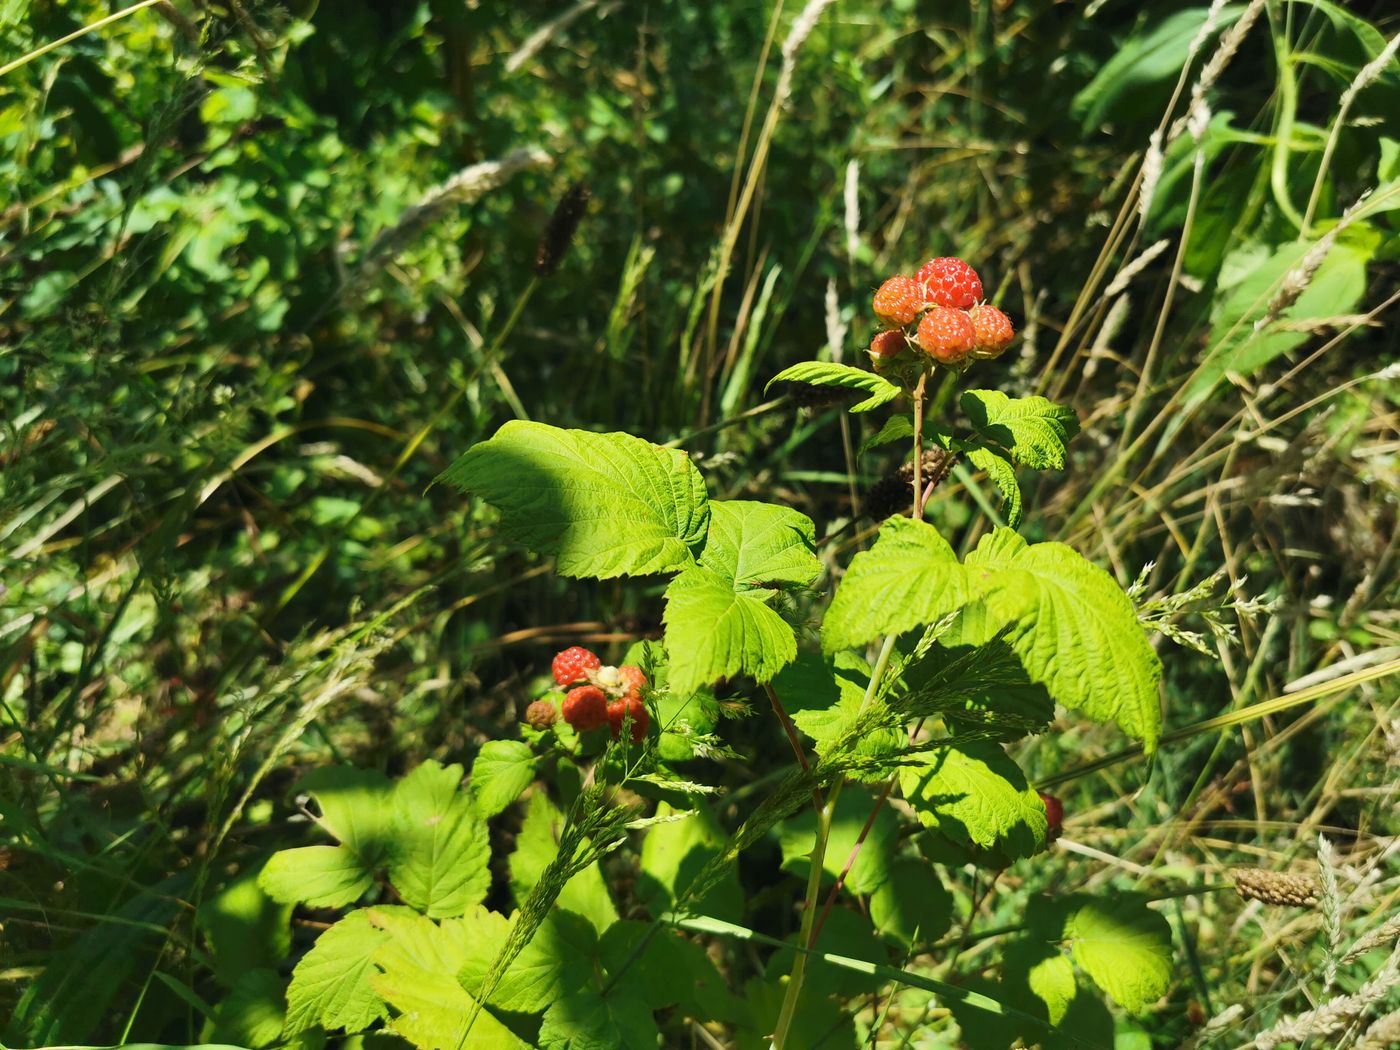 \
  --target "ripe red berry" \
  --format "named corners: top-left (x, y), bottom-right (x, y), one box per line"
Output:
top-left (872, 276), bottom-right (923, 327)
top-left (1039, 792), bottom-right (1064, 841)
top-left (524, 699), bottom-right (559, 729)
top-left (916, 307), bottom-right (976, 364)
top-left (607, 696), bottom-right (649, 742)
top-left (552, 646), bottom-right (601, 687)
top-left (868, 329), bottom-right (906, 372)
top-left (968, 304), bottom-right (1015, 358)
top-left (562, 685), bottom-right (608, 732)
top-left (617, 665), bottom-right (649, 701)
top-left (915, 257), bottom-right (983, 309)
